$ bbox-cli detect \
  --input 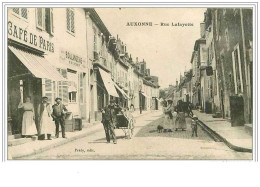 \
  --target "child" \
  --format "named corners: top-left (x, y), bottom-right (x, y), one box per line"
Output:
top-left (191, 115), bottom-right (198, 137)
